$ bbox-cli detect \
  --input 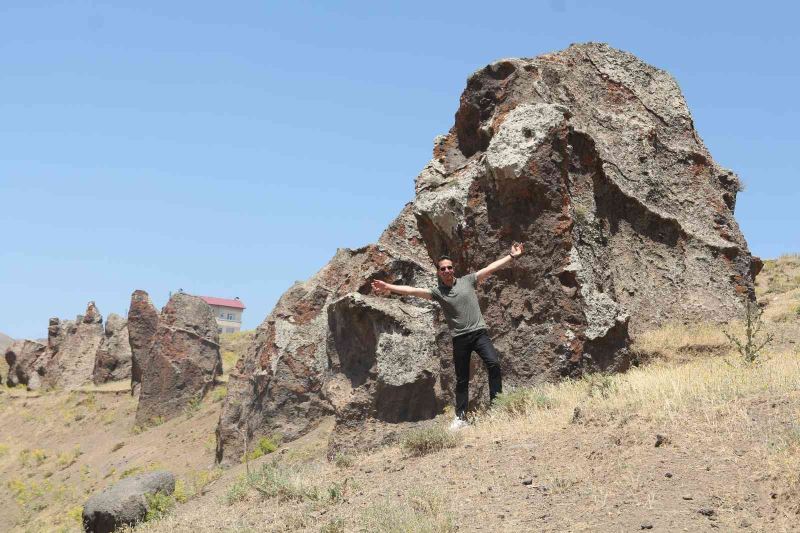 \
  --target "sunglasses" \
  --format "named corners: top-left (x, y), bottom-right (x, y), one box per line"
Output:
top-left (439, 266), bottom-right (454, 272)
